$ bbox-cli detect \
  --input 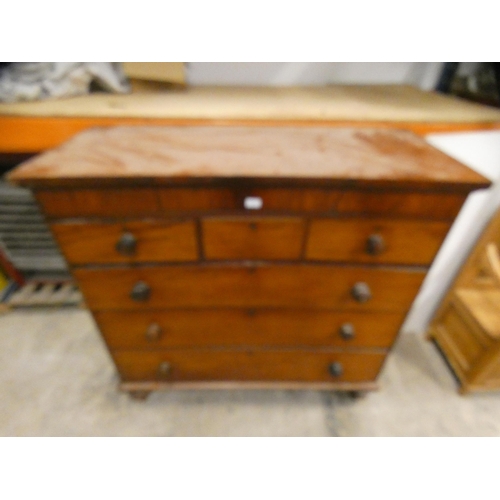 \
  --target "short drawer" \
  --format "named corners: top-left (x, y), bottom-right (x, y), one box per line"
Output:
top-left (74, 264), bottom-right (425, 311)
top-left (306, 218), bottom-right (451, 265)
top-left (51, 220), bottom-right (198, 264)
top-left (111, 349), bottom-right (386, 383)
top-left (94, 309), bottom-right (406, 350)
top-left (202, 217), bottom-right (305, 260)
